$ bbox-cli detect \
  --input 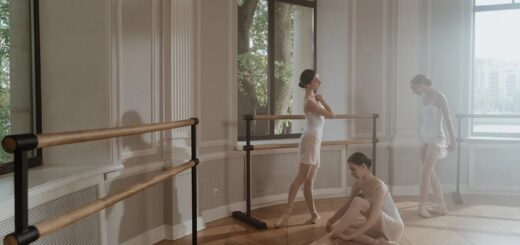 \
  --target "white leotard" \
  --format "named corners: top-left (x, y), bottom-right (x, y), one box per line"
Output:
top-left (362, 181), bottom-right (404, 242)
top-left (420, 102), bottom-right (447, 159)
top-left (297, 99), bottom-right (325, 167)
